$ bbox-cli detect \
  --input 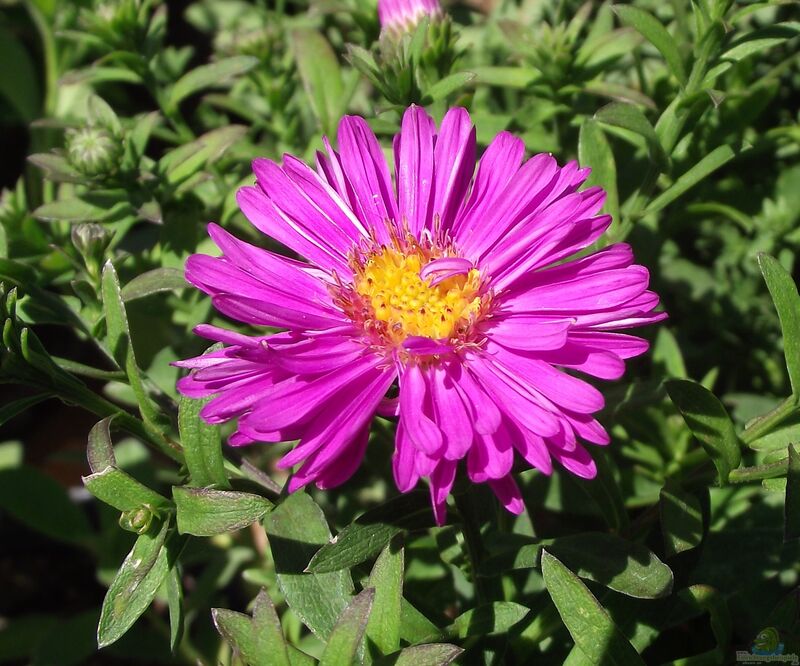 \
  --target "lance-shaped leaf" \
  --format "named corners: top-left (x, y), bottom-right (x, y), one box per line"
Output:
top-left (644, 145), bottom-right (736, 215)
top-left (595, 102), bottom-right (667, 167)
top-left (665, 379), bottom-right (742, 483)
top-left (291, 29), bottom-right (344, 137)
top-left (307, 491), bottom-right (434, 573)
top-left (212, 589), bottom-right (308, 666)
top-left (374, 644), bottom-right (464, 665)
top-left (660, 482), bottom-right (705, 556)
top-left (101, 262), bottom-right (164, 431)
top-left (264, 492), bottom-right (353, 639)
top-left (579, 119), bottom-right (620, 227)
top-left (424, 72), bottom-right (477, 103)
top-left (87, 417), bottom-right (116, 473)
top-left (167, 56), bottom-right (258, 111)
top-left (759, 254), bottom-right (800, 399)
top-left (97, 520), bottom-right (171, 647)
top-left (612, 5), bottom-right (687, 84)
top-left (547, 533), bottom-right (673, 599)
top-left (173, 487), bottom-right (272, 536)
top-left (159, 125), bottom-right (247, 186)
top-left (120, 268), bottom-right (187, 302)
top-left (366, 544), bottom-right (404, 656)
top-left (84, 467), bottom-right (170, 513)
top-left (166, 564), bottom-right (184, 653)
top-left (319, 588), bottom-right (375, 666)
top-left (447, 602), bottom-right (529, 638)
top-left (178, 391), bottom-right (229, 489)
top-left (541, 551), bottom-right (646, 666)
